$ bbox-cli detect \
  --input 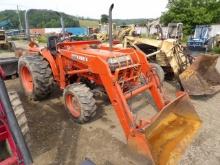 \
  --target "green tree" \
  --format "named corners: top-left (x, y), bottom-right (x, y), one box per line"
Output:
top-left (101, 14), bottom-right (108, 24)
top-left (160, 0), bottom-right (220, 34)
